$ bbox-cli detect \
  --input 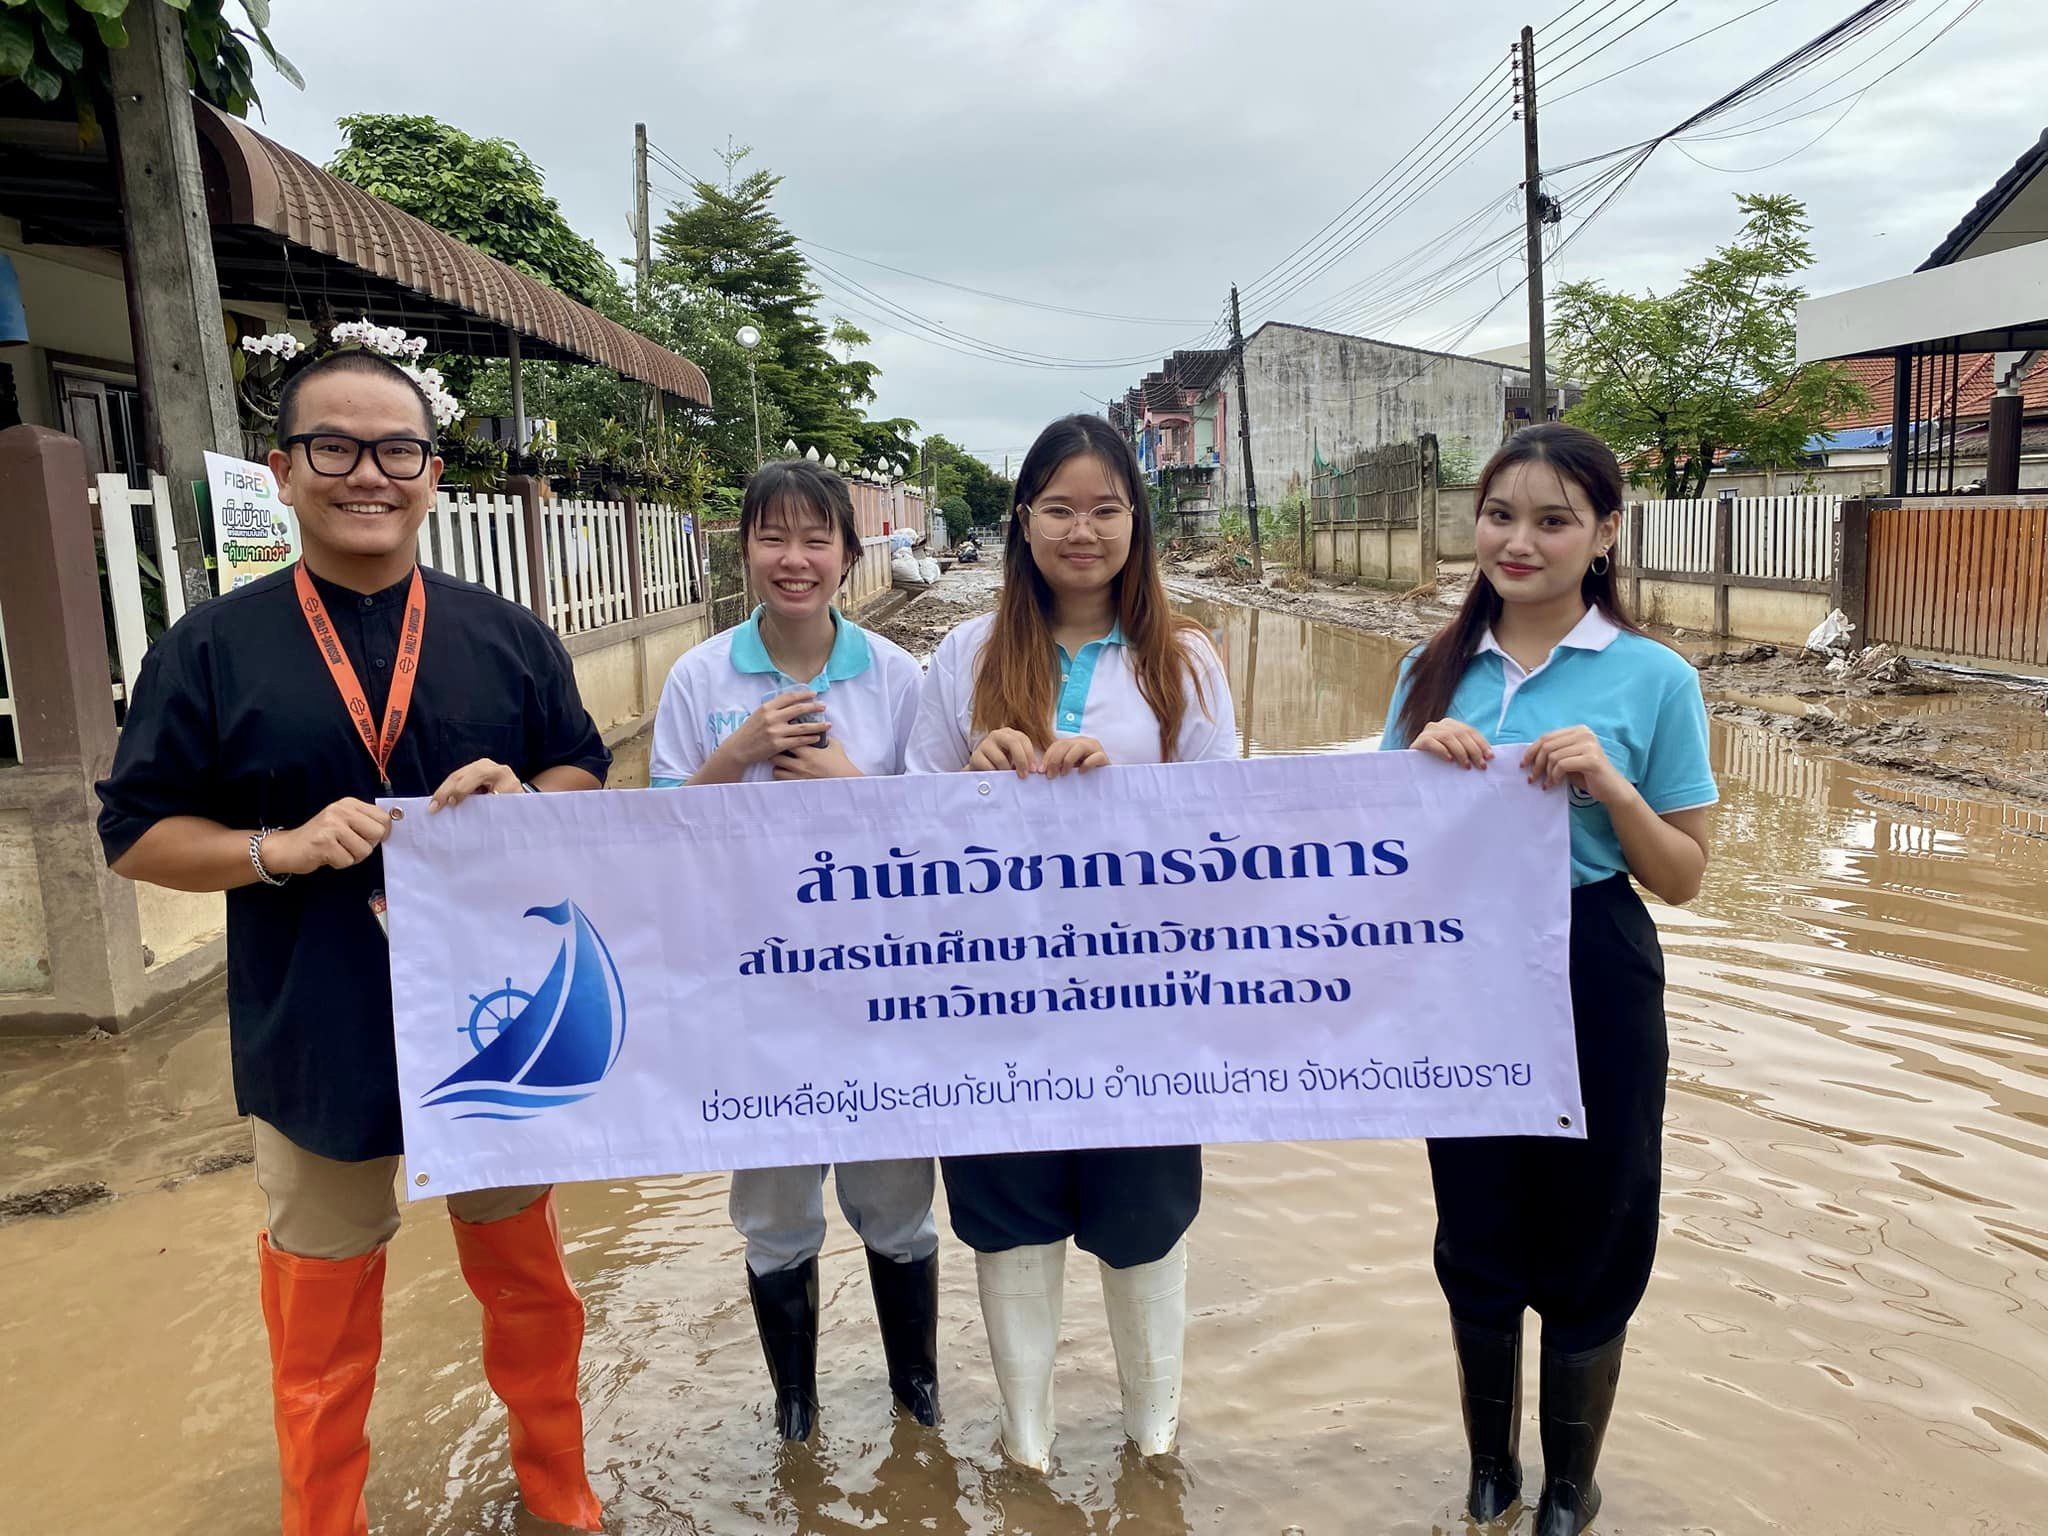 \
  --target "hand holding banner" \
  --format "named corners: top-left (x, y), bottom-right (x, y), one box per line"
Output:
top-left (383, 752), bottom-right (1581, 1197)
